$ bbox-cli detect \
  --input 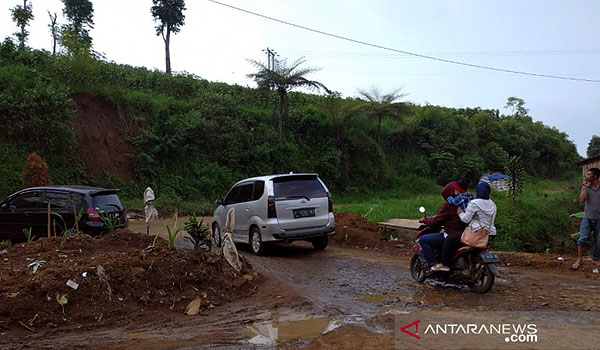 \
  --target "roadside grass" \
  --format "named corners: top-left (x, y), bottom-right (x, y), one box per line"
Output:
top-left (335, 195), bottom-right (440, 223)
